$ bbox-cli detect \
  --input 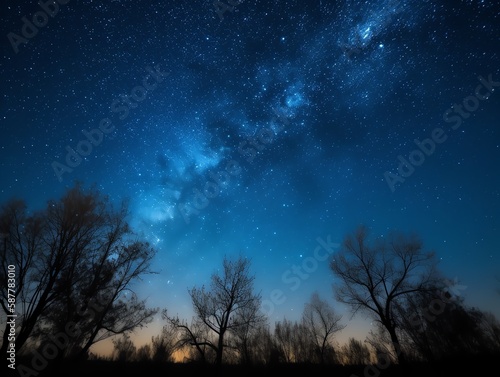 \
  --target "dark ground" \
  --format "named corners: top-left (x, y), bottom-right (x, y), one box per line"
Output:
top-left (12, 353), bottom-right (496, 377)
